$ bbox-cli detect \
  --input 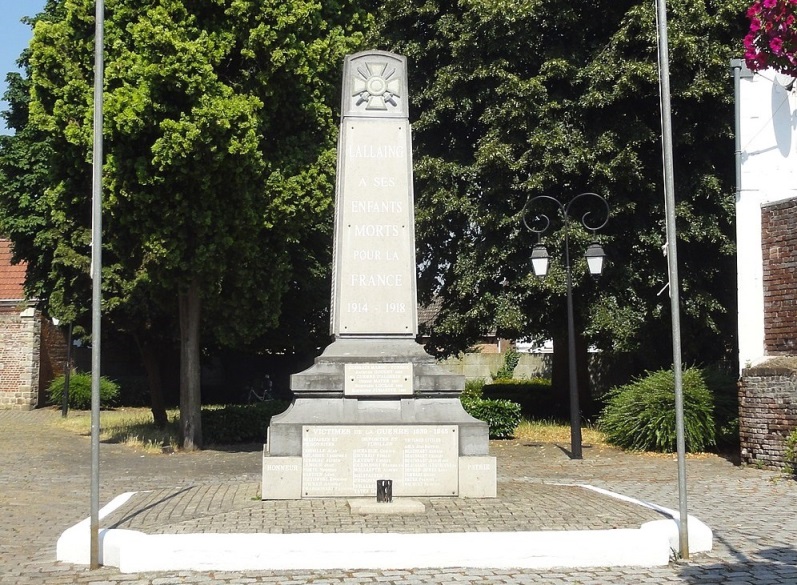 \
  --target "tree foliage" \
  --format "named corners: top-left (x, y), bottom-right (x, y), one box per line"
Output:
top-left (371, 1), bottom-right (747, 378)
top-left (1, 0), bottom-right (372, 447)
